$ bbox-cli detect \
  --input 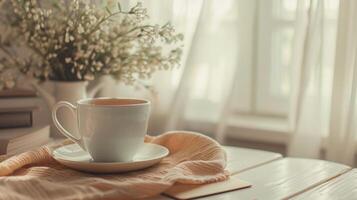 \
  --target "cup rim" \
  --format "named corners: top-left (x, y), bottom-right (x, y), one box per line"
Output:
top-left (77, 97), bottom-right (150, 107)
